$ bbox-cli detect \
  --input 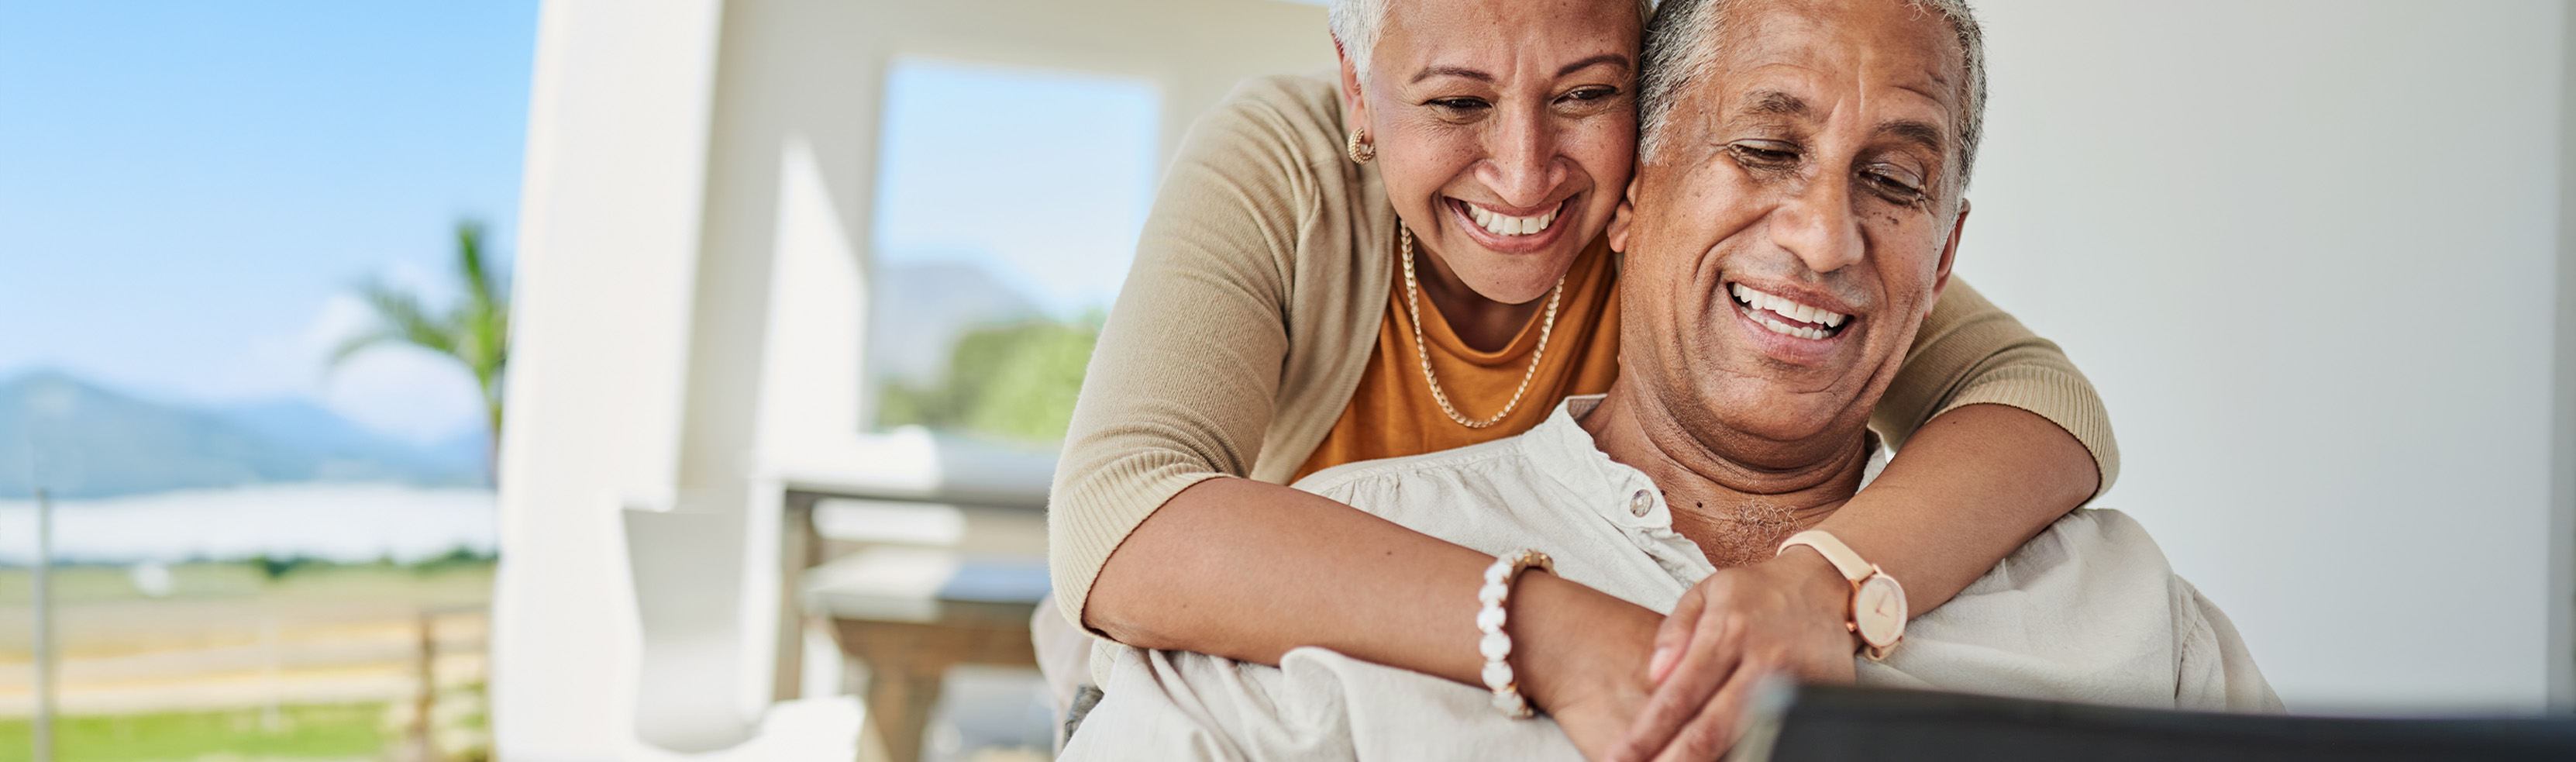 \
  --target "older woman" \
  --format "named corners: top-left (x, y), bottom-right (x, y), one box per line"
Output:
top-left (1050, 0), bottom-right (2111, 754)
